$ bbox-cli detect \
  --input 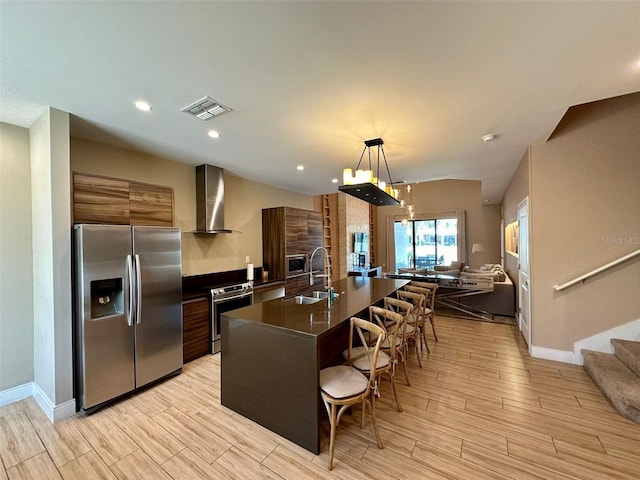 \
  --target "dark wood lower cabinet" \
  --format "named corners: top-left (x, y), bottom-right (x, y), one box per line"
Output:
top-left (182, 296), bottom-right (210, 363)
top-left (285, 274), bottom-right (310, 296)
